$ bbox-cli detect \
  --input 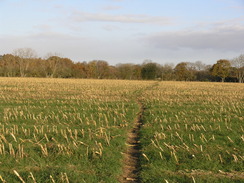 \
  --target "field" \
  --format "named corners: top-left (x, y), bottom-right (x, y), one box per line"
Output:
top-left (141, 82), bottom-right (244, 182)
top-left (0, 78), bottom-right (243, 183)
